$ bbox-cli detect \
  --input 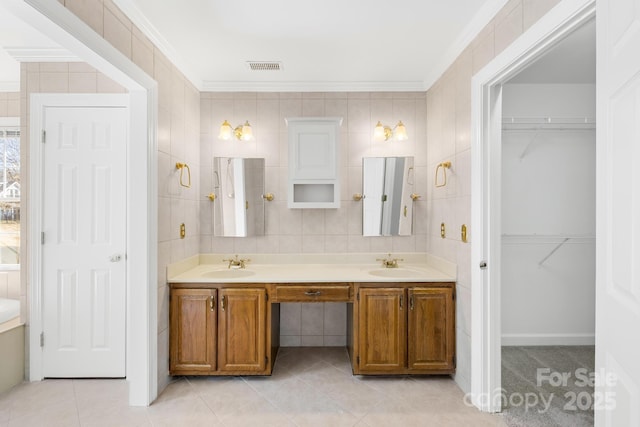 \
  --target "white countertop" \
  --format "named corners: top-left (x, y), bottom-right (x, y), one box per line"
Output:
top-left (167, 253), bottom-right (456, 284)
